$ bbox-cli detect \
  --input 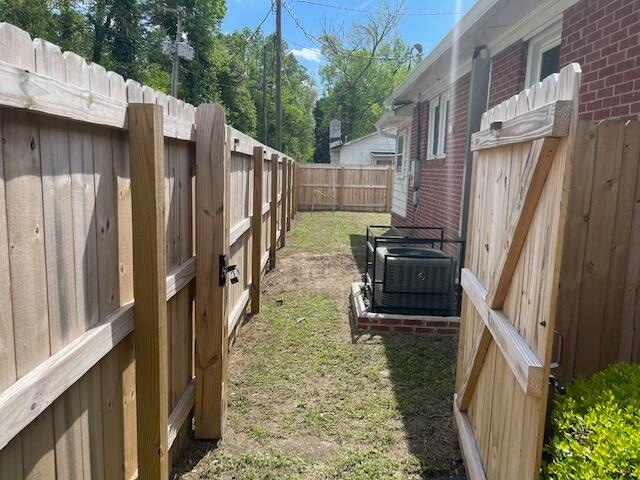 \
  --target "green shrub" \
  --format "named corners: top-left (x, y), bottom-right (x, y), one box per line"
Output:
top-left (544, 363), bottom-right (640, 479)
